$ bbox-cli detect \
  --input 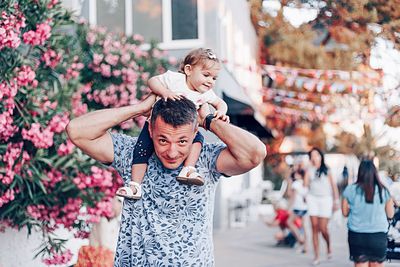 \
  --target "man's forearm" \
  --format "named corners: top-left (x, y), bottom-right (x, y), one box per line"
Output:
top-left (208, 118), bottom-right (266, 169)
top-left (67, 94), bottom-right (155, 141)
